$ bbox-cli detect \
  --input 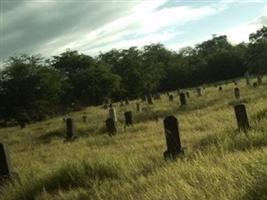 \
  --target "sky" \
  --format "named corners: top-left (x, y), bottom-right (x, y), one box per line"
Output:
top-left (1, 0), bottom-right (267, 64)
